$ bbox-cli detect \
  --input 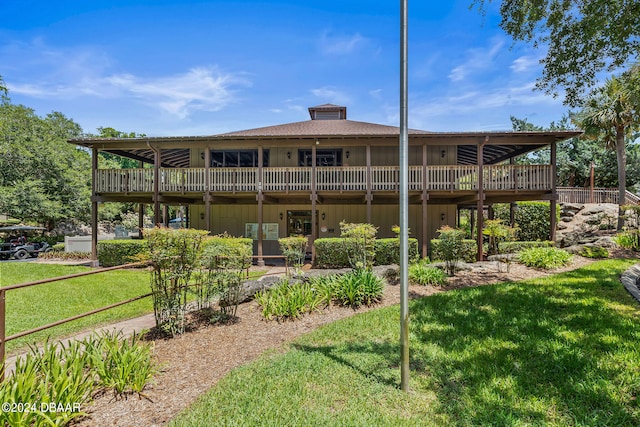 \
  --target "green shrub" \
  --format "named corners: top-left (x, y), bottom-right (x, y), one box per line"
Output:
top-left (52, 242), bottom-right (64, 252)
top-left (494, 201), bottom-right (556, 241)
top-left (431, 239), bottom-right (476, 264)
top-left (339, 222), bottom-right (377, 269)
top-left (314, 238), bottom-right (357, 268)
top-left (255, 279), bottom-right (322, 321)
top-left (518, 247), bottom-right (571, 269)
top-left (97, 239), bottom-right (148, 267)
top-left (579, 246), bottom-right (609, 259)
top-left (374, 238), bottom-right (419, 265)
top-left (38, 251), bottom-right (92, 260)
top-left (433, 227), bottom-right (467, 276)
top-left (333, 269), bottom-right (384, 307)
top-left (499, 240), bottom-right (553, 253)
top-left (278, 235), bottom-right (308, 267)
top-left (482, 219), bottom-right (517, 255)
top-left (409, 260), bottom-right (447, 286)
top-left (614, 231), bottom-right (640, 251)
